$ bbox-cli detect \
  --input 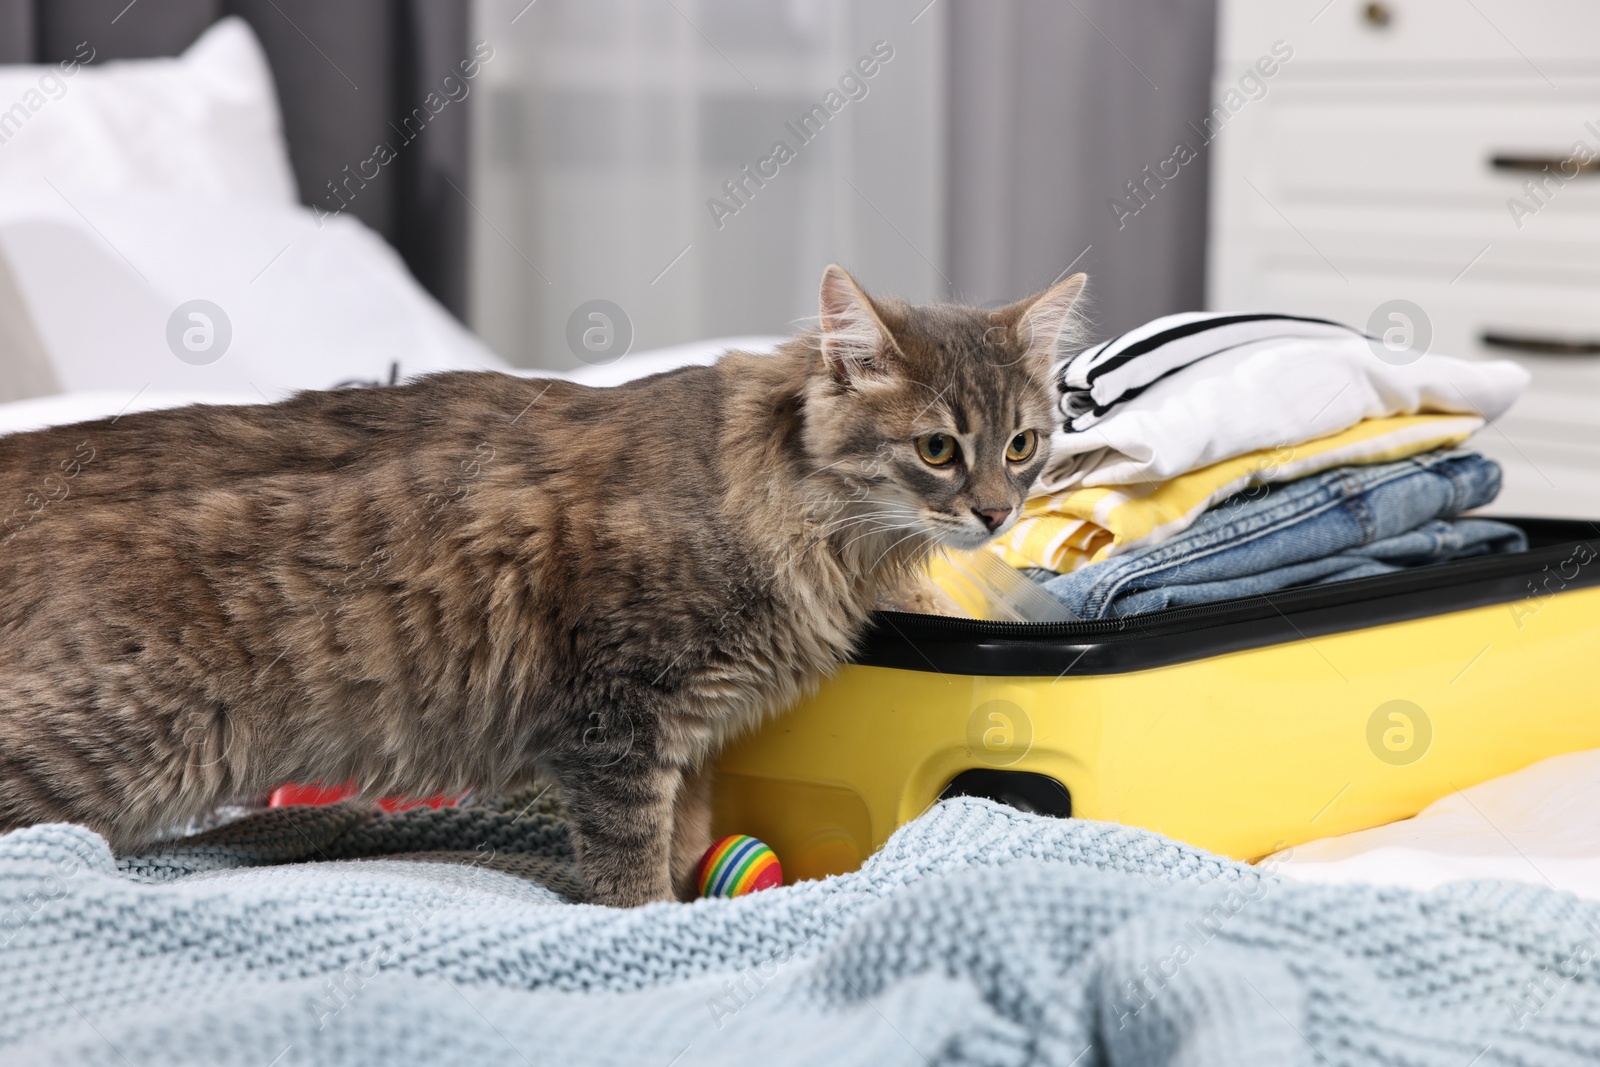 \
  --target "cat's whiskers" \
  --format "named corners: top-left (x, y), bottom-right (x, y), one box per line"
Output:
top-left (794, 510), bottom-right (910, 561)
top-left (807, 500), bottom-right (907, 535)
top-left (810, 519), bottom-right (912, 560)
top-left (866, 525), bottom-right (936, 573)
top-left (799, 501), bottom-right (918, 551)
top-left (810, 505), bottom-right (911, 536)
top-left (834, 516), bottom-right (926, 556)
top-left (832, 515), bottom-right (921, 543)
top-left (794, 455), bottom-right (859, 486)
